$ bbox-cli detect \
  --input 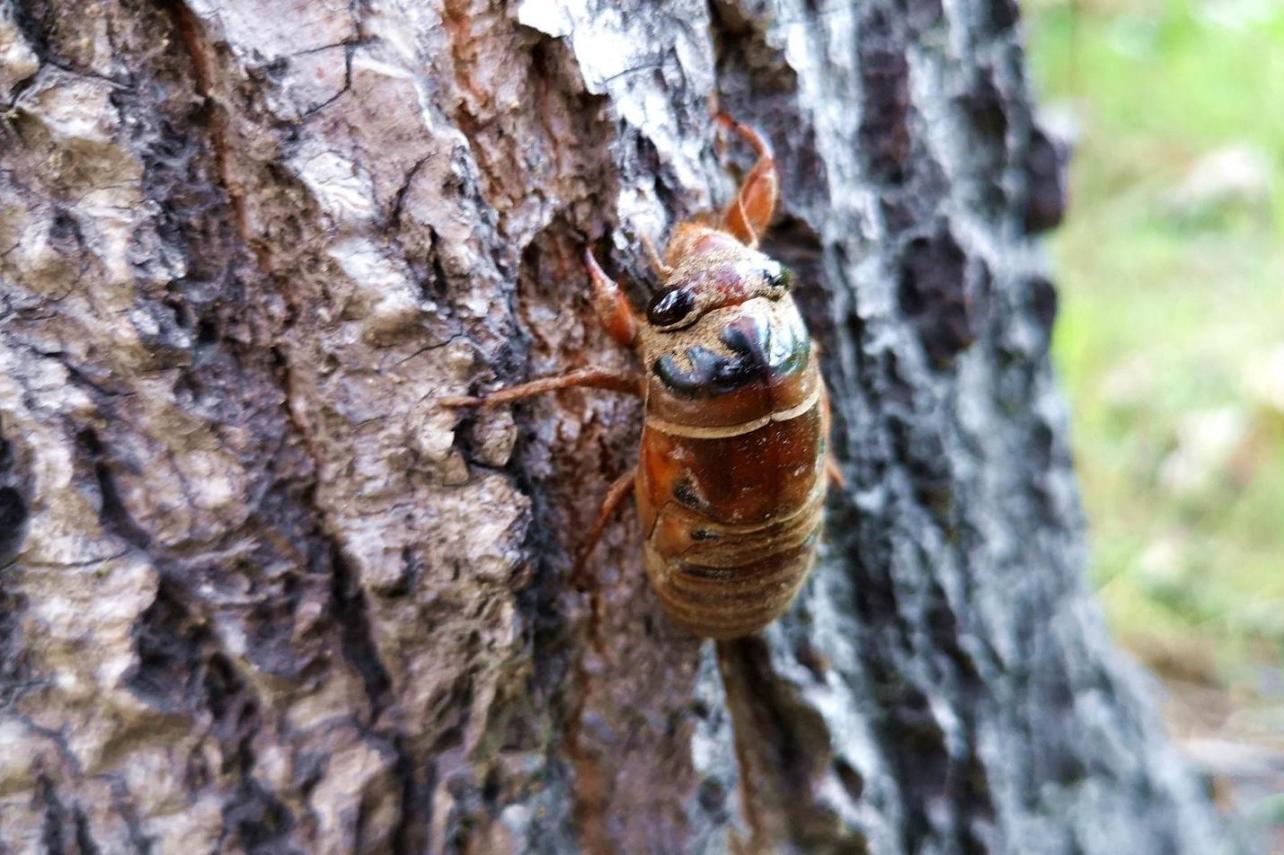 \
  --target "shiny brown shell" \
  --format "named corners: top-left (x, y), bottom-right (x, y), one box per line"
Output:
top-left (634, 229), bottom-right (827, 640)
top-left (442, 117), bottom-right (831, 640)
